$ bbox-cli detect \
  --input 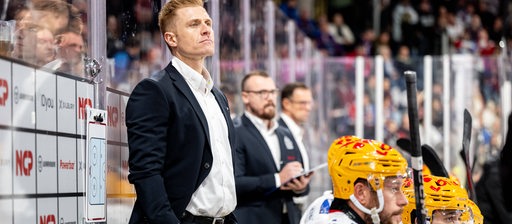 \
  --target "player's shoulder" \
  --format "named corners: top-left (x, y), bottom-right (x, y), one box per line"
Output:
top-left (300, 191), bottom-right (334, 224)
top-left (327, 212), bottom-right (359, 224)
